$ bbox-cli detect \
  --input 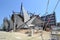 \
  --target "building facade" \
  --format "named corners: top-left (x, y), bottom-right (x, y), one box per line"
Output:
top-left (57, 22), bottom-right (60, 27)
top-left (41, 12), bottom-right (56, 26)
